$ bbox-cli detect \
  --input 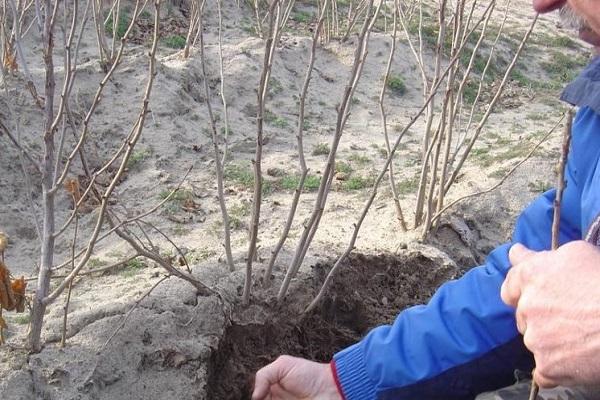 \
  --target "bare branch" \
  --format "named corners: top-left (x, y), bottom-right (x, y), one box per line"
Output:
top-left (52, 166), bottom-right (193, 272)
top-left (379, 1), bottom-right (406, 231)
top-left (98, 274), bottom-right (170, 352)
top-left (60, 209), bottom-right (78, 348)
top-left (429, 111), bottom-right (566, 226)
top-left (40, 0), bottom-right (162, 314)
top-left (264, 0), bottom-right (330, 284)
top-left (443, 13), bottom-right (538, 195)
top-left (551, 109), bottom-right (574, 250)
top-left (277, 0), bottom-right (378, 303)
top-left (196, 0), bottom-right (235, 272)
top-left (303, 0), bottom-right (504, 311)
top-left (244, 0), bottom-right (283, 304)
top-left (0, 119), bottom-right (41, 173)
